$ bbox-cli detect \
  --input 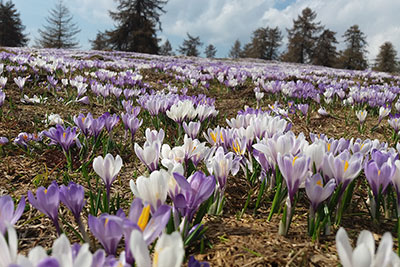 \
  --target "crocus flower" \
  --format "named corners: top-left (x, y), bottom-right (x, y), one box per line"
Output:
top-left (0, 226), bottom-right (18, 266)
top-left (44, 113), bottom-right (64, 126)
top-left (0, 90), bottom-right (5, 107)
top-left (317, 107), bottom-right (329, 116)
top-left (173, 171), bottom-right (216, 221)
top-left (130, 170), bottom-right (169, 212)
top-left (364, 150), bottom-right (395, 198)
top-left (336, 227), bottom-right (400, 267)
top-left (59, 182), bottom-right (85, 221)
top-left (42, 124), bottom-right (78, 153)
top-left (297, 103), bottom-right (309, 117)
top-left (102, 112), bottom-right (120, 133)
top-left (0, 137), bottom-right (8, 145)
top-left (0, 77), bottom-right (7, 88)
top-left (388, 114), bottom-right (400, 132)
top-left (77, 96), bottom-right (90, 105)
top-left (305, 173), bottom-right (336, 213)
top-left (304, 140), bottom-right (326, 172)
top-left (125, 115), bottom-right (143, 141)
top-left (188, 256), bottom-right (210, 267)
top-left (355, 110), bottom-right (367, 124)
top-left (182, 121), bottom-right (201, 139)
top-left (74, 113), bottom-right (93, 137)
top-left (0, 195), bottom-right (25, 235)
top-left (206, 146), bottom-right (239, 192)
top-left (378, 106), bottom-right (391, 124)
top-left (277, 153), bottom-right (310, 205)
top-left (134, 141), bottom-right (161, 172)
top-left (130, 230), bottom-right (184, 267)
top-left (93, 154), bottom-right (123, 200)
top-left (18, 234), bottom-right (93, 267)
top-left (321, 150), bottom-right (363, 190)
top-left (125, 198), bottom-right (171, 245)
top-left (123, 199), bottom-right (171, 264)
top-left (14, 76), bottom-right (28, 90)
top-left (88, 214), bottom-right (124, 255)
top-left (28, 181), bottom-right (61, 234)
top-left (89, 116), bottom-right (105, 139)
top-left (391, 160), bottom-right (400, 214)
